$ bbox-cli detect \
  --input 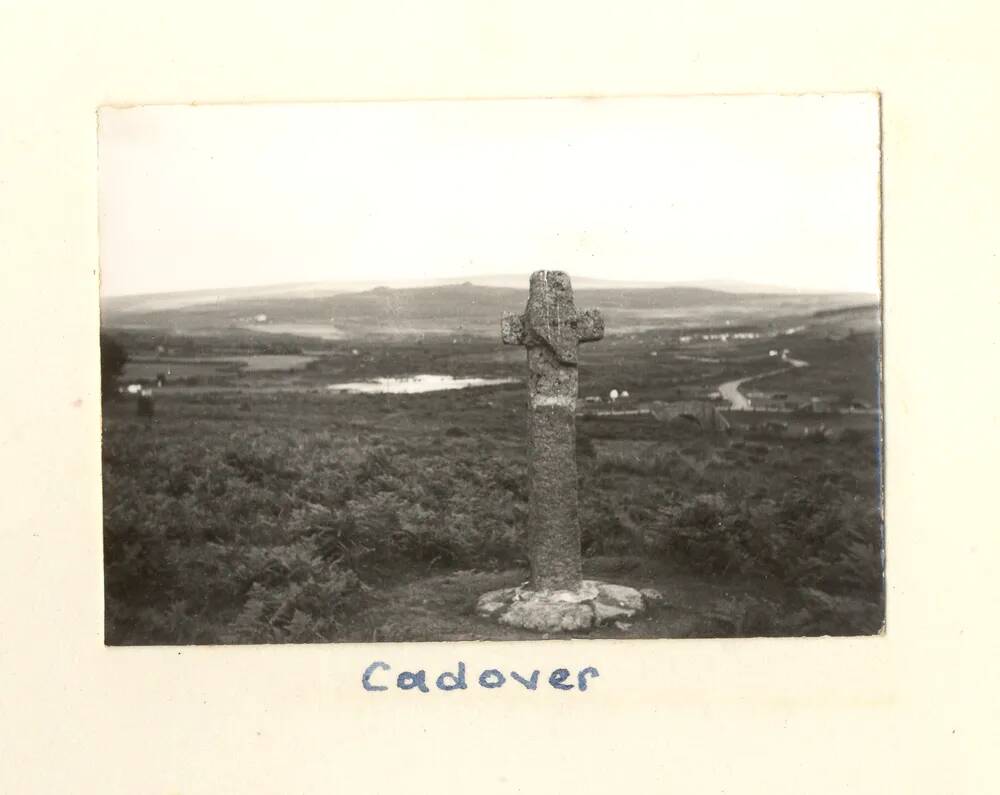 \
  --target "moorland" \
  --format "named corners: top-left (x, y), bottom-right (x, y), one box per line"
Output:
top-left (101, 279), bottom-right (883, 644)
